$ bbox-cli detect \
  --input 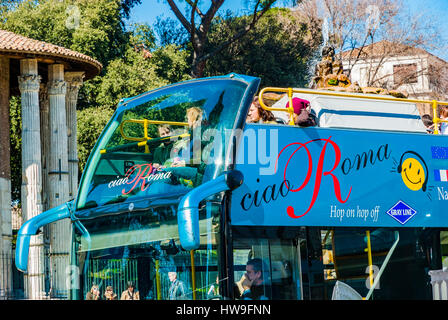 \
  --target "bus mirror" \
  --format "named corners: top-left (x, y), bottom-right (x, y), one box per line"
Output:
top-left (177, 170), bottom-right (243, 251)
top-left (15, 201), bottom-right (73, 272)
